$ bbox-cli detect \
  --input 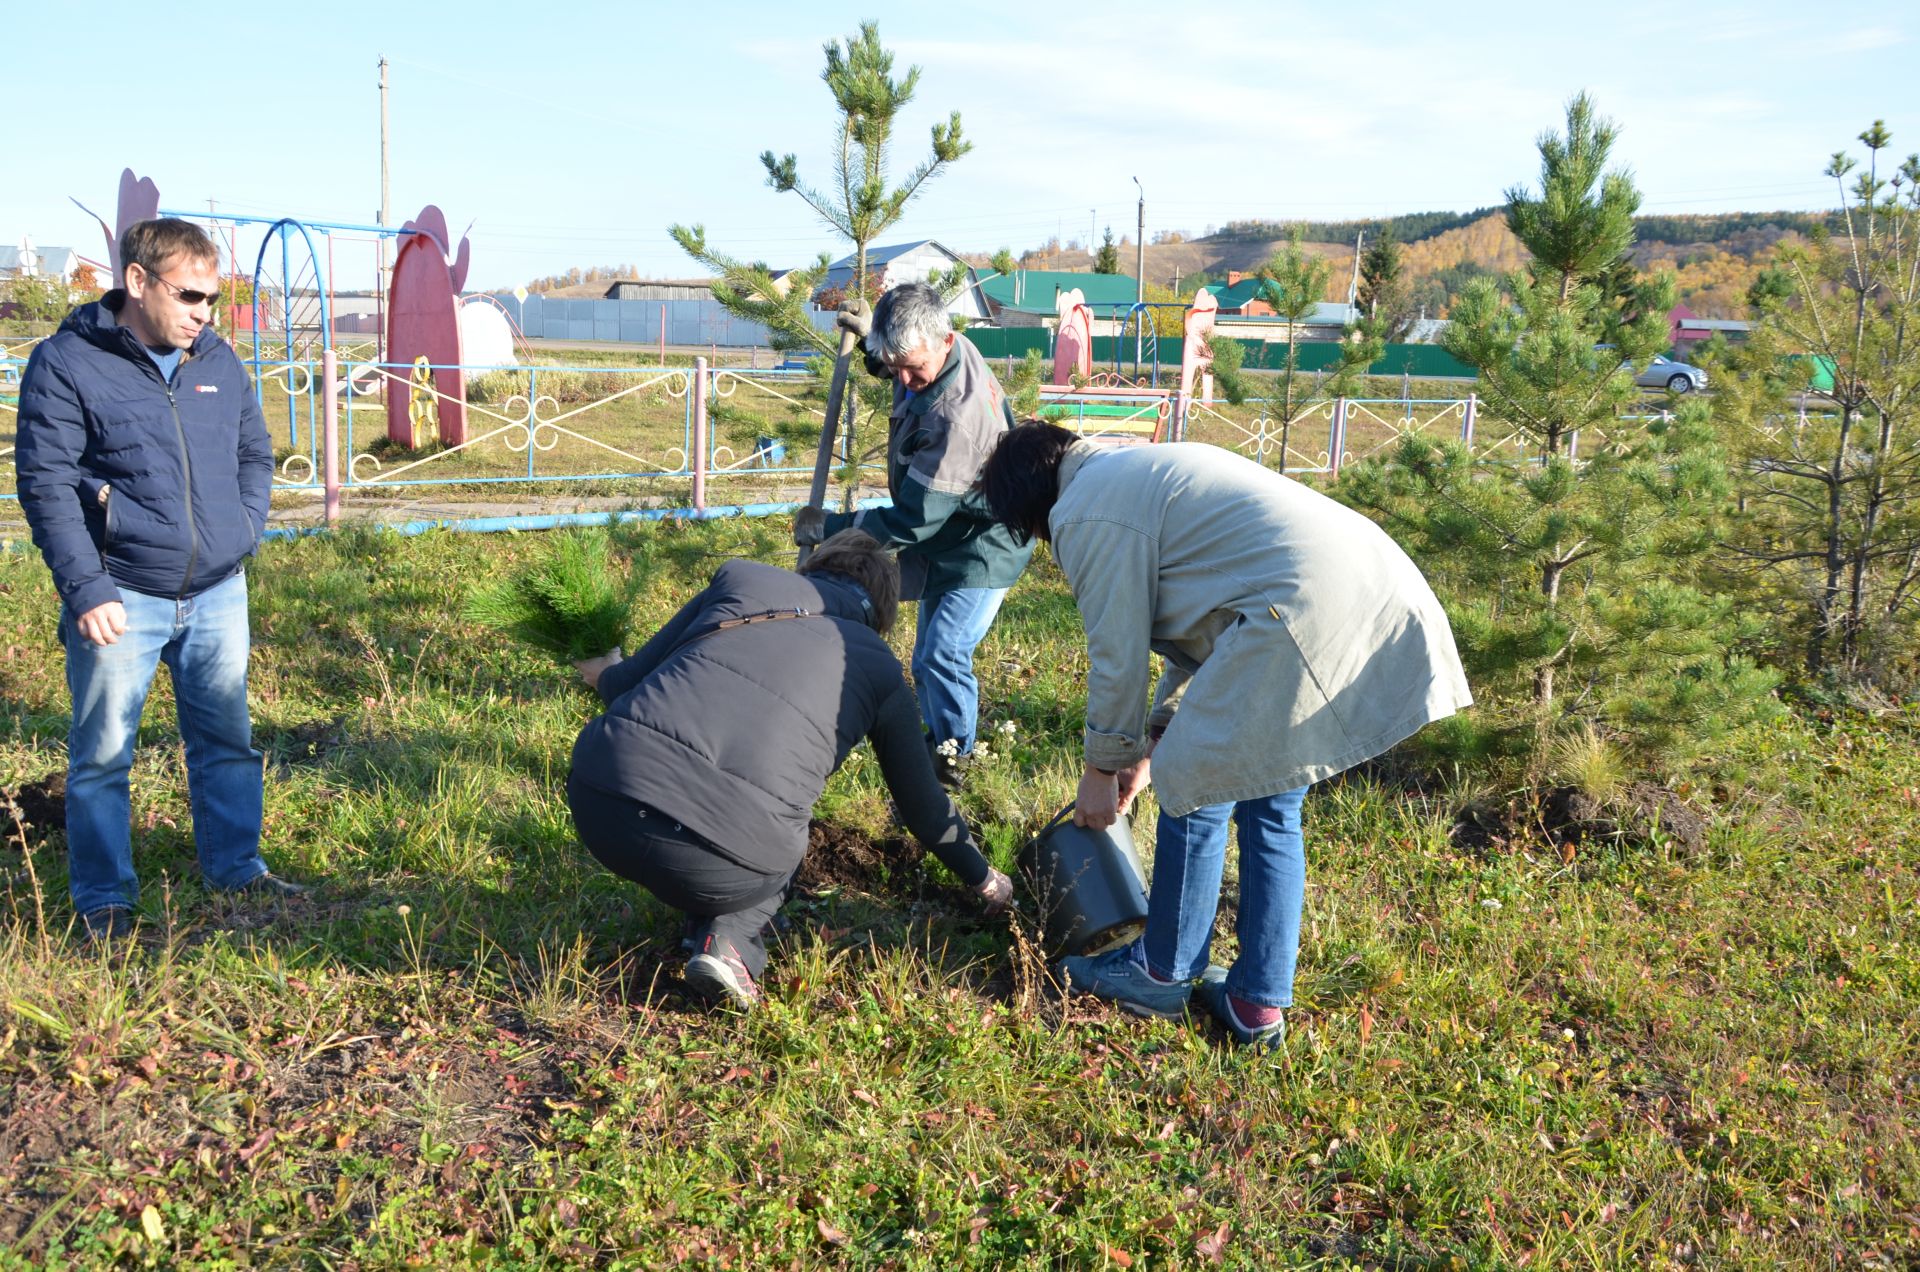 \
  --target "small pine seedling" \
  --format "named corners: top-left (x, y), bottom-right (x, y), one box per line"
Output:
top-left (463, 528), bottom-right (643, 662)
